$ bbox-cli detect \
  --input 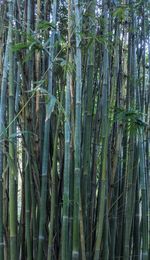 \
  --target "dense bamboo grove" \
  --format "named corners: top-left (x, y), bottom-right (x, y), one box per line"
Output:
top-left (0, 0), bottom-right (150, 259)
